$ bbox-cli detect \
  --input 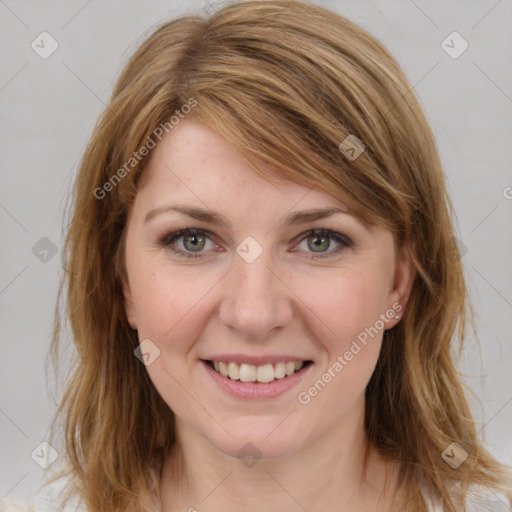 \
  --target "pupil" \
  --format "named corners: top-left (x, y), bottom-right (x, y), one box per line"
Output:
top-left (310, 235), bottom-right (328, 252)
top-left (184, 234), bottom-right (204, 251)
